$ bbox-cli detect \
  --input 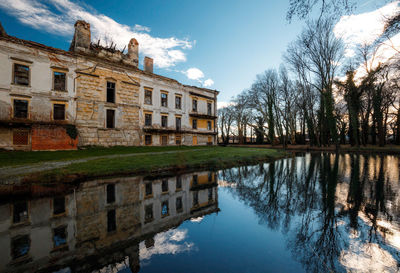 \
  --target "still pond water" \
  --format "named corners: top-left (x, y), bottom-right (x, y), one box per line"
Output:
top-left (1, 153), bottom-right (400, 273)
